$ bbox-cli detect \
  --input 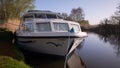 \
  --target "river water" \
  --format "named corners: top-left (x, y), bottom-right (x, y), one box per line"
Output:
top-left (23, 32), bottom-right (120, 68)
top-left (75, 32), bottom-right (120, 68)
